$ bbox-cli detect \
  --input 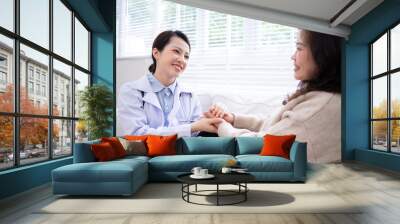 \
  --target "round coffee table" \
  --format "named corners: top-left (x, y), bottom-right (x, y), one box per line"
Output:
top-left (177, 172), bottom-right (255, 206)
